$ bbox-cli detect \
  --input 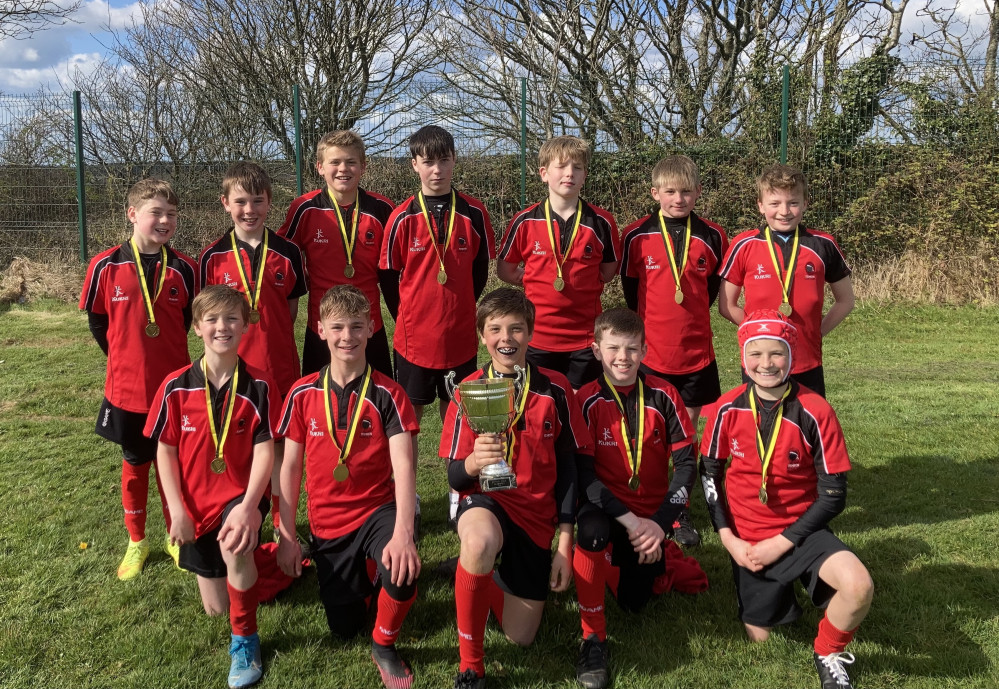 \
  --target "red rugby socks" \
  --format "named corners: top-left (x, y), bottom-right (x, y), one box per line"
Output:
top-left (228, 581), bottom-right (259, 637)
top-left (372, 587), bottom-right (417, 646)
top-left (455, 562), bottom-right (491, 677)
top-left (572, 546), bottom-right (607, 641)
top-left (121, 461), bottom-right (149, 541)
top-left (814, 613), bottom-right (856, 656)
